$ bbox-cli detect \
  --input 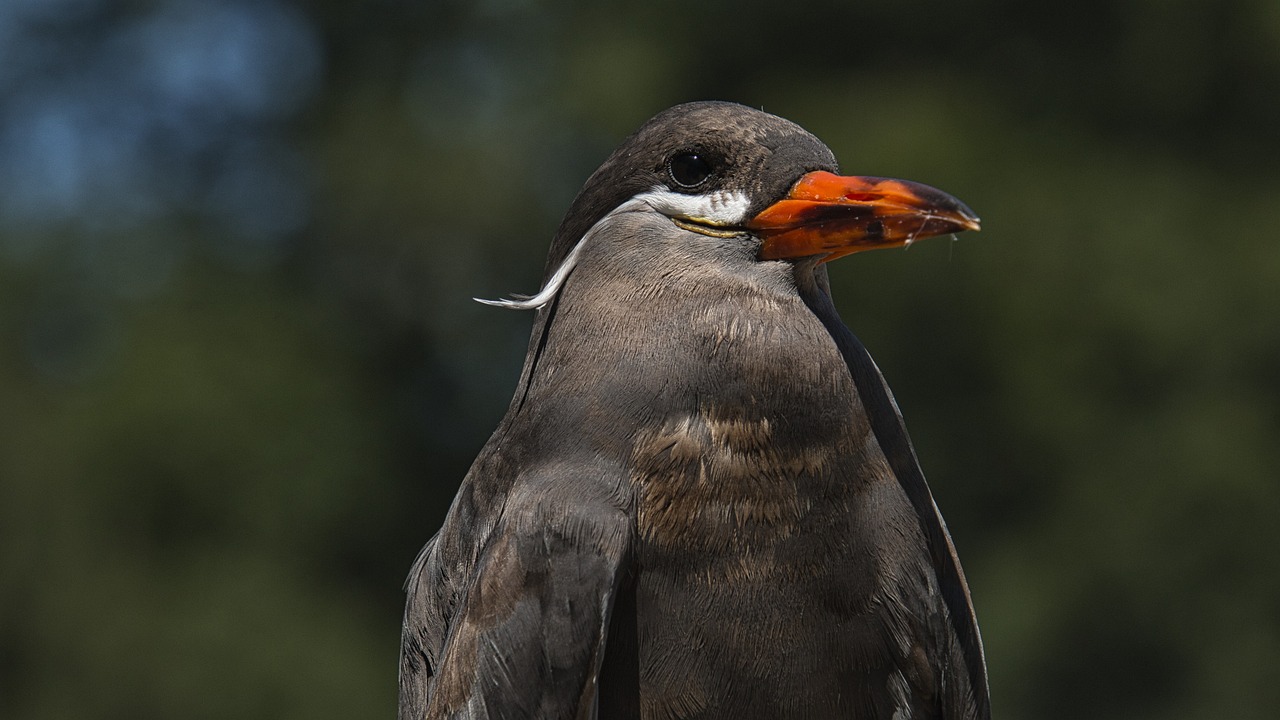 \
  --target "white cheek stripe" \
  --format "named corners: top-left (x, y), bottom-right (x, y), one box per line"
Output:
top-left (634, 187), bottom-right (752, 226)
top-left (473, 187), bottom-right (751, 311)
